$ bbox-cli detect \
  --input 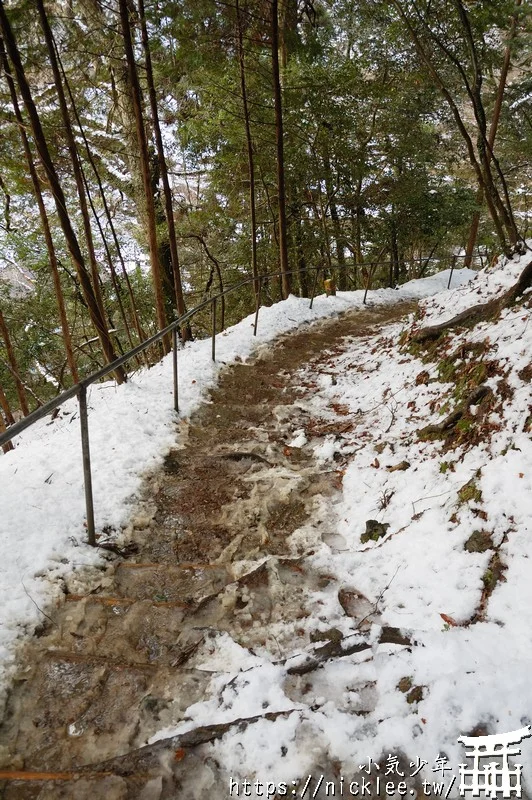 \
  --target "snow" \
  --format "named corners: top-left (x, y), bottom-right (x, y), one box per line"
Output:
top-left (420, 250), bottom-right (526, 326)
top-left (138, 250), bottom-right (532, 792)
top-left (0, 268), bottom-right (472, 706)
top-left (4, 252), bottom-right (532, 791)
